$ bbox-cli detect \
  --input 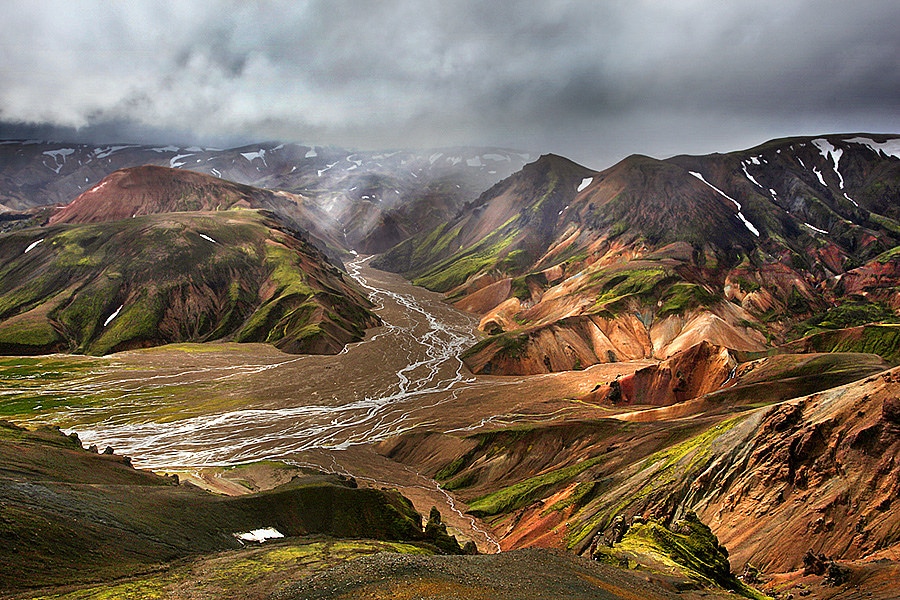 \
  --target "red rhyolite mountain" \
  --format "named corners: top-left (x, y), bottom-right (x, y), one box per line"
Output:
top-left (376, 134), bottom-right (900, 375)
